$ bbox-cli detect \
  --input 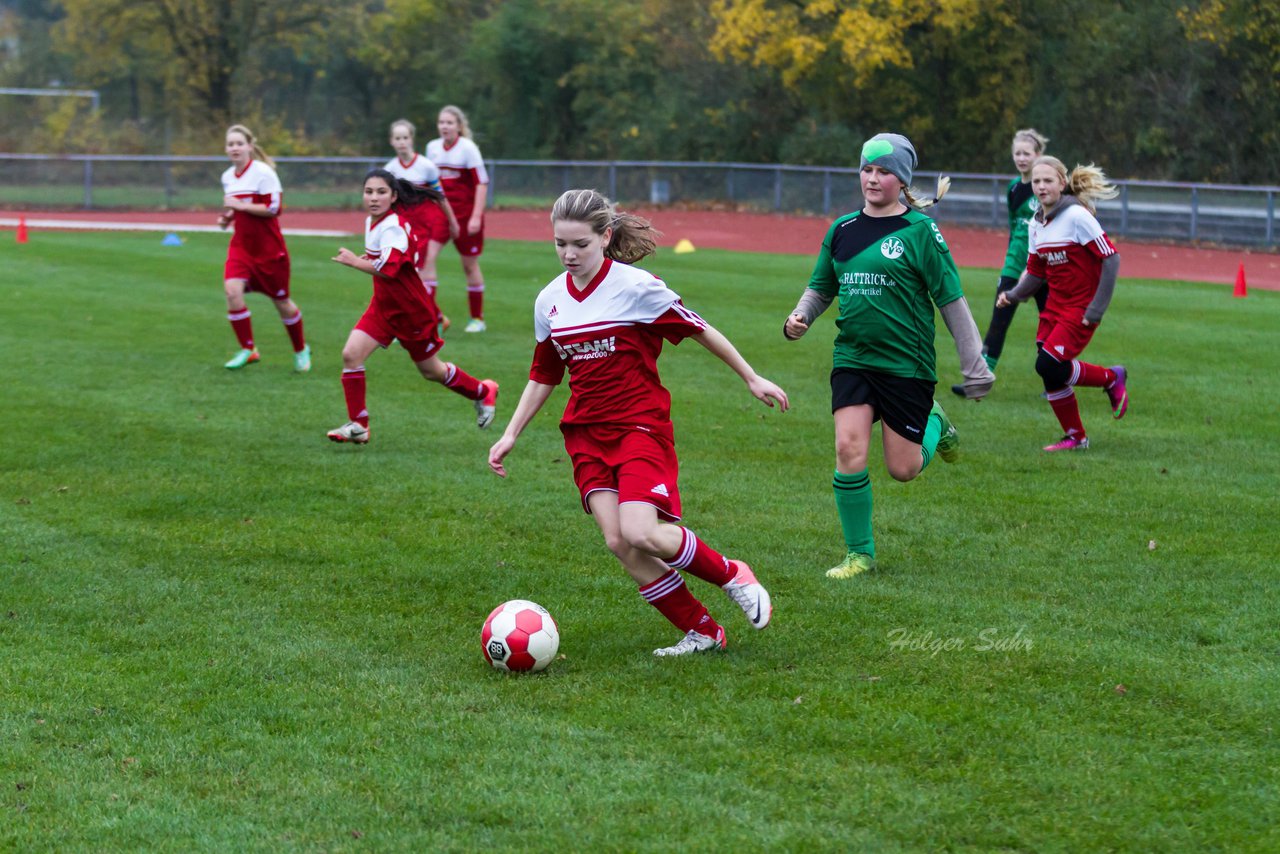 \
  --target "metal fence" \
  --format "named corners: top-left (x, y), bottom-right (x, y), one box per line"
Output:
top-left (2, 153), bottom-right (1277, 248)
